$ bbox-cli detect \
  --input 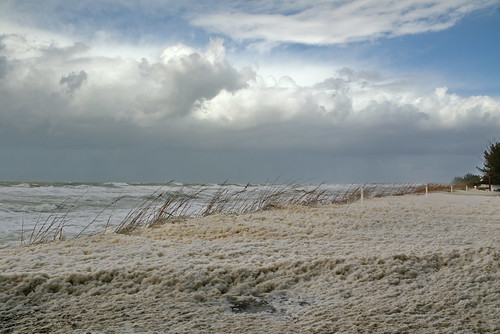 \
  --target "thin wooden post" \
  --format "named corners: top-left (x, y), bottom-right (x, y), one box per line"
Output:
top-left (360, 187), bottom-right (364, 204)
top-left (425, 185), bottom-right (428, 197)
